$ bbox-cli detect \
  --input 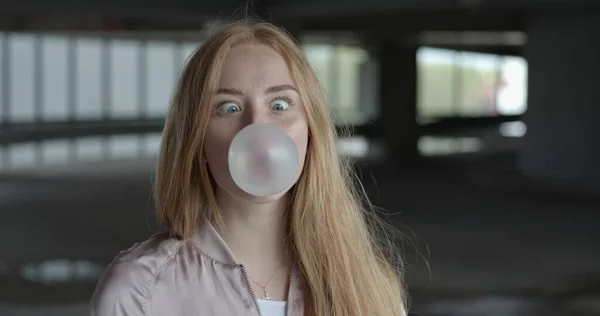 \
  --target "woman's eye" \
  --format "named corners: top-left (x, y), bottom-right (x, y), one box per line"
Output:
top-left (217, 102), bottom-right (241, 114)
top-left (270, 99), bottom-right (290, 111)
